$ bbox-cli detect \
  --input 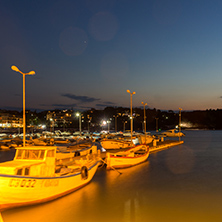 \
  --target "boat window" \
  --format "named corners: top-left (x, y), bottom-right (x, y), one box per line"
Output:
top-left (24, 167), bottom-right (30, 175)
top-left (23, 150), bottom-right (45, 160)
top-left (16, 150), bottom-right (23, 159)
top-left (40, 150), bottom-right (45, 159)
top-left (23, 150), bottom-right (31, 159)
top-left (47, 150), bottom-right (55, 157)
top-left (74, 151), bottom-right (80, 157)
top-left (17, 168), bottom-right (23, 175)
top-left (32, 150), bottom-right (40, 159)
